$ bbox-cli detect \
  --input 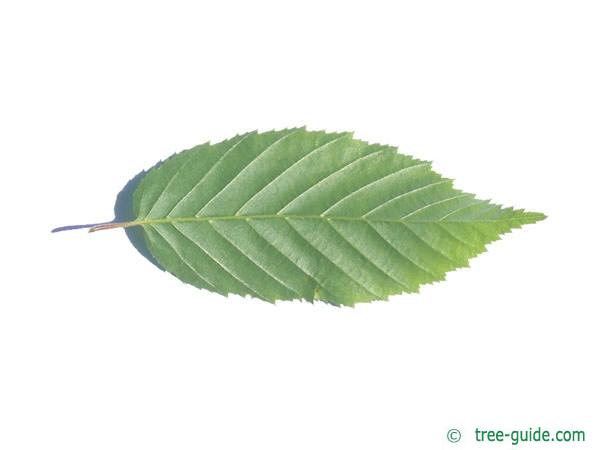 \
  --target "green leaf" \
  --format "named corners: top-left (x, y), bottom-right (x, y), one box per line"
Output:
top-left (90, 128), bottom-right (546, 305)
